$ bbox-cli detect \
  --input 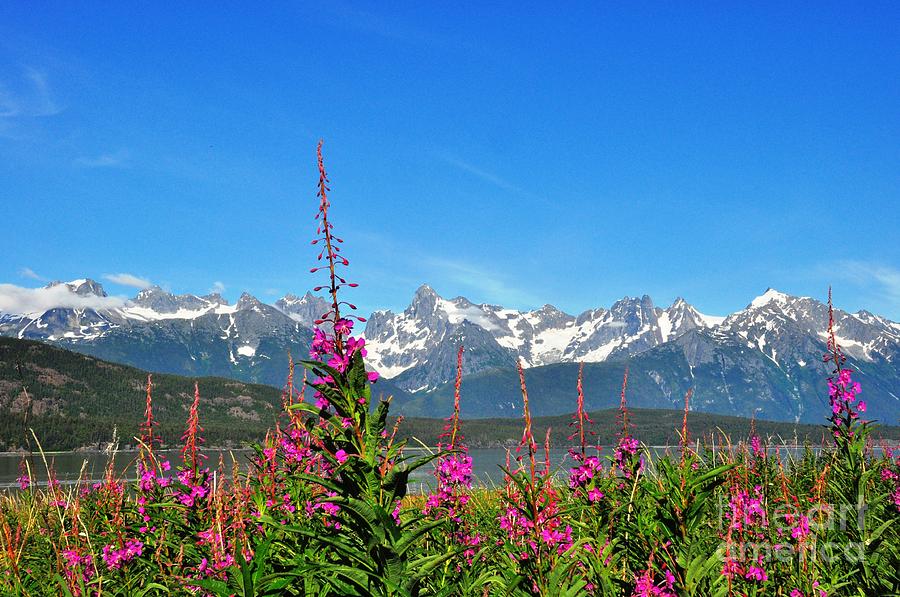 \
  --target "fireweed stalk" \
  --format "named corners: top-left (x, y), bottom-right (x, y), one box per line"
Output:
top-left (497, 362), bottom-right (581, 595)
top-left (423, 346), bottom-right (483, 578)
top-left (424, 346), bottom-right (474, 524)
top-left (252, 140), bottom-right (455, 596)
top-left (567, 363), bottom-right (604, 505)
top-left (614, 368), bottom-right (643, 480)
